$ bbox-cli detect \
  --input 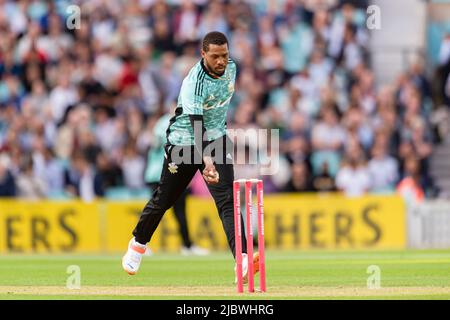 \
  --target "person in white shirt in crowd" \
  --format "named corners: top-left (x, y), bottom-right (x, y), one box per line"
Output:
top-left (311, 105), bottom-right (346, 177)
top-left (16, 154), bottom-right (47, 200)
top-left (49, 73), bottom-right (79, 125)
top-left (308, 49), bottom-right (334, 89)
top-left (120, 141), bottom-right (146, 191)
top-left (336, 143), bottom-right (371, 197)
top-left (31, 137), bottom-right (65, 197)
top-left (368, 142), bottom-right (399, 193)
top-left (93, 107), bottom-right (126, 154)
